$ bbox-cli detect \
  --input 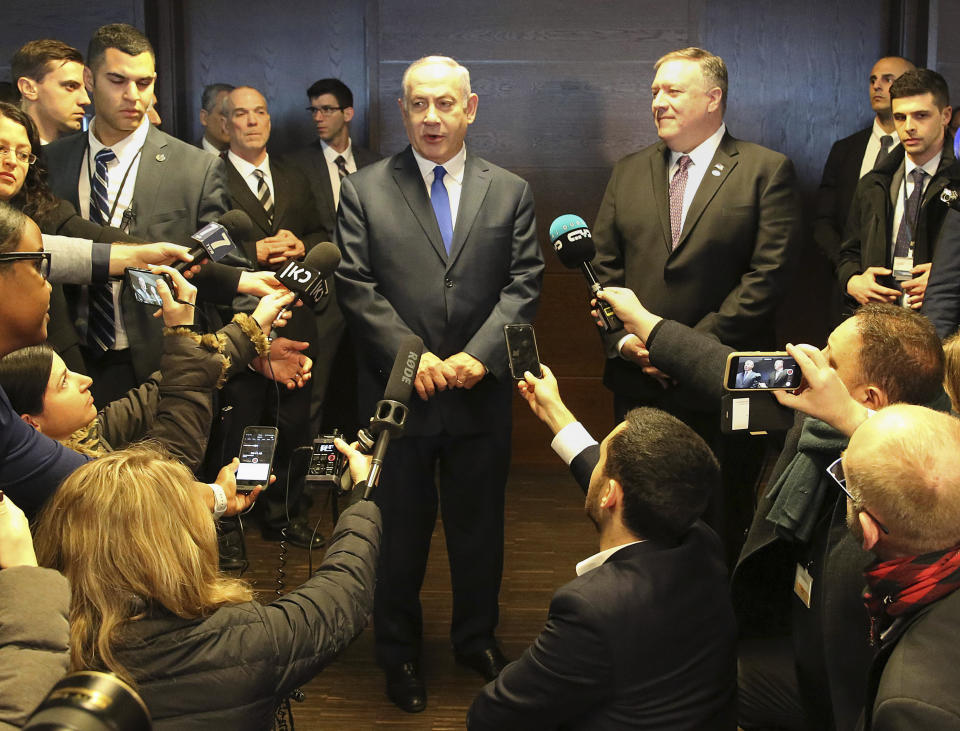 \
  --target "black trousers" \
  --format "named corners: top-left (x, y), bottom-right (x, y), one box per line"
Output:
top-left (373, 427), bottom-right (511, 667)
